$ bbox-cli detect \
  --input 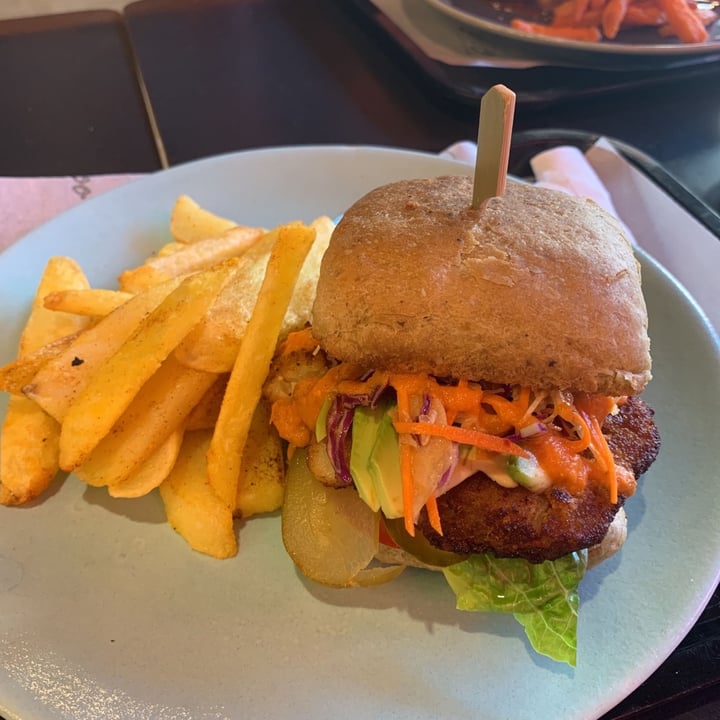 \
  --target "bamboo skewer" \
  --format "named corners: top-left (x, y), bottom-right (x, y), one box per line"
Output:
top-left (471, 84), bottom-right (517, 209)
